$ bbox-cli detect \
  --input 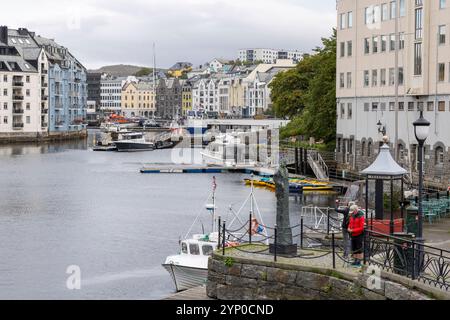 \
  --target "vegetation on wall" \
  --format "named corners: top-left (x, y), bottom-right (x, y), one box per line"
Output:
top-left (270, 30), bottom-right (337, 146)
